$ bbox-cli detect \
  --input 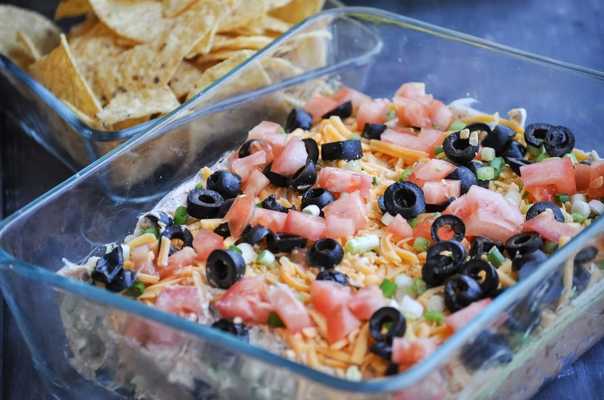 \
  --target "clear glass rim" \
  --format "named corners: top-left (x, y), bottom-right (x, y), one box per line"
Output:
top-left (2, 6), bottom-right (604, 393)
